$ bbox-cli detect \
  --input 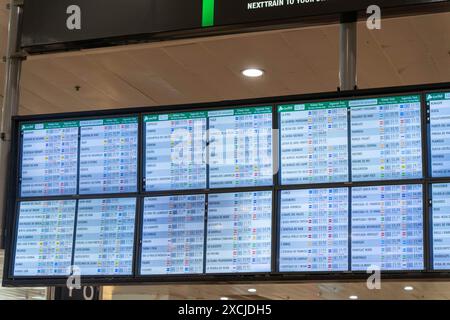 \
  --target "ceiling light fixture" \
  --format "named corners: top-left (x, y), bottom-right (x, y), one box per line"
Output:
top-left (404, 286), bottom-right (414, 291)
top-left (242, 68), bottom-right (264, 78)
top-left (349, 295), bottom-right (359, 300)
top-left (248, 288), bottom-right (257, 293)
top-left (220, 297), bottom-right (230, 300)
